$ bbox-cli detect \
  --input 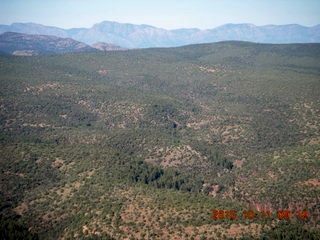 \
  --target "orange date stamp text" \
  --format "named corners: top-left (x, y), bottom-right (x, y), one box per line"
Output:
top-left (212, 209), bottom-right (309, 221)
